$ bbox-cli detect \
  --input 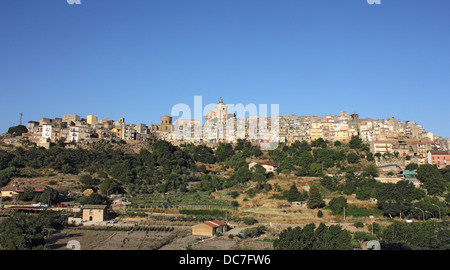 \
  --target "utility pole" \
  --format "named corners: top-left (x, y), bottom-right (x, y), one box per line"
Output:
top-left (19, 113), bottom-right (23, 126)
